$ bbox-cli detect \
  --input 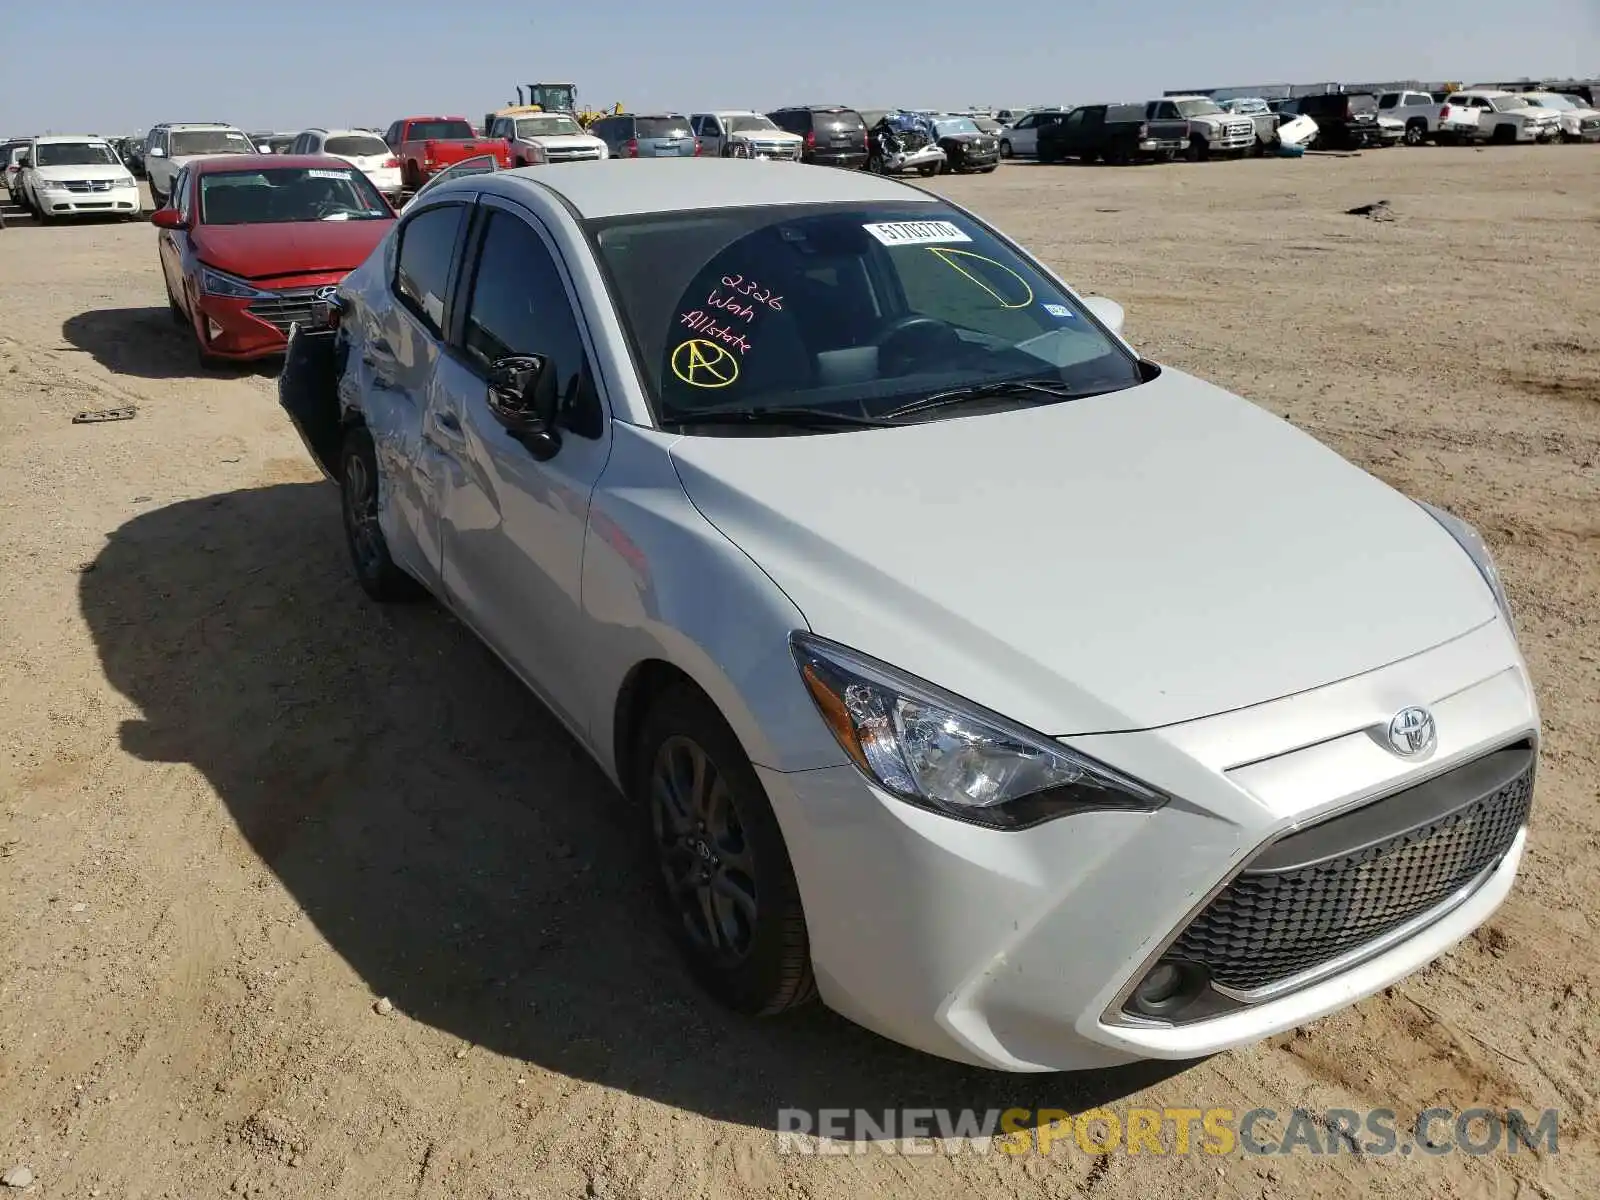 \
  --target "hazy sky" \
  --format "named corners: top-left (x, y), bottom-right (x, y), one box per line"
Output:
top-left (3, 0), bottom-right (1596, 134)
